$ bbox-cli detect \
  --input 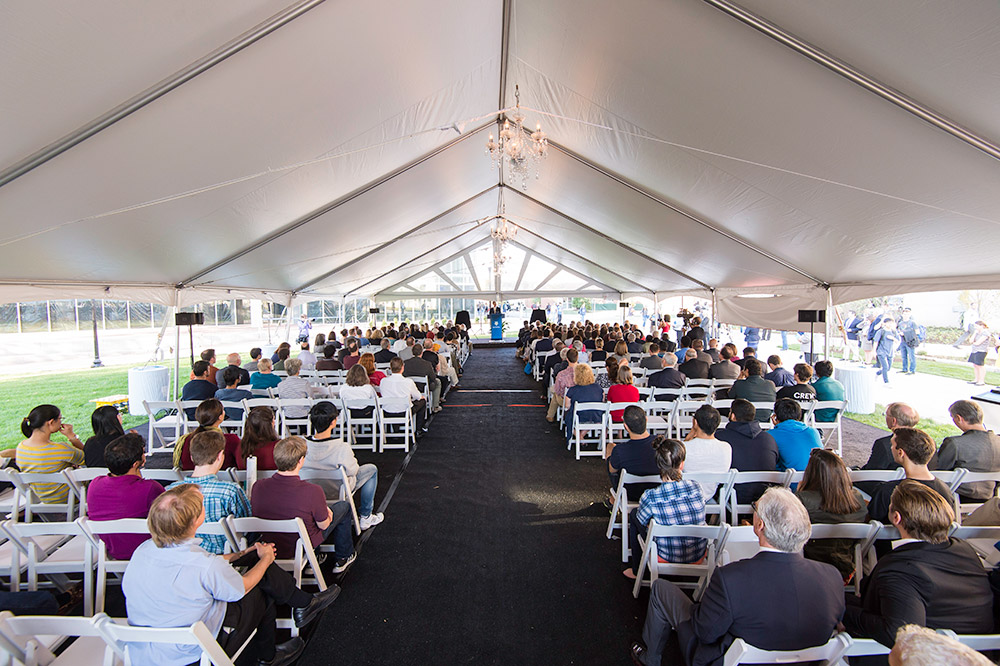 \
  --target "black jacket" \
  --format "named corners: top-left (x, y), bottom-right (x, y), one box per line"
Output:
top-left (373, 349), bottom-right (397, 363)
top-left (403, 356), bottom-right (436, 387)
top-left (843, 538), bottom-right (994, 651)
top-left (647, 368), bottom-right (686, 390)
top-left (715, 421), bottom-right (780, 503)
top-left (678, 359), bottom-right (710, 379)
